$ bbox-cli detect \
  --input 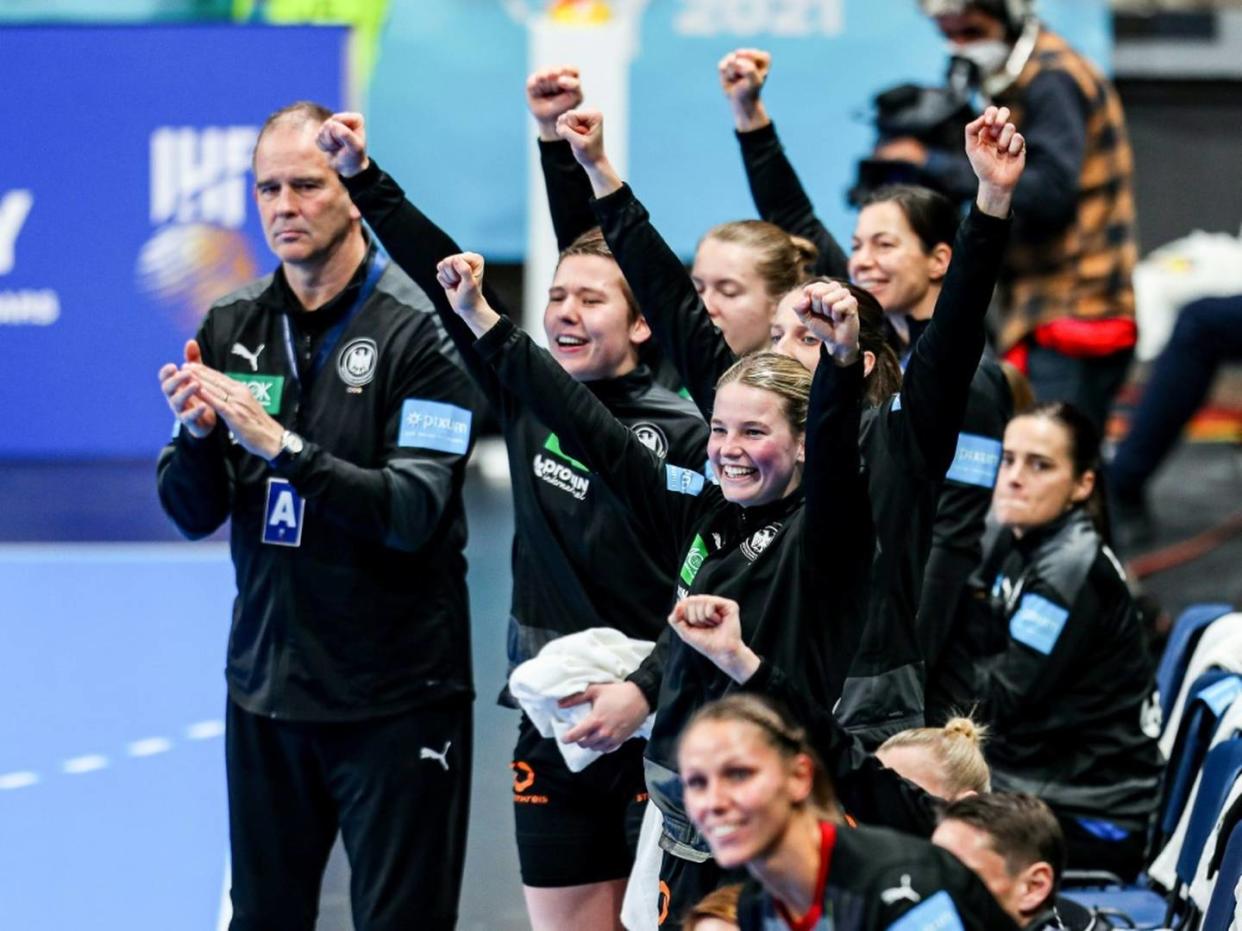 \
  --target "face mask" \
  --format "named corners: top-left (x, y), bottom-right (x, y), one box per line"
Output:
top-left (951, 39), bottom-right (1011, 79)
